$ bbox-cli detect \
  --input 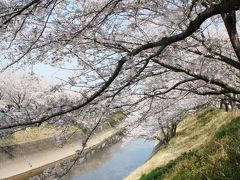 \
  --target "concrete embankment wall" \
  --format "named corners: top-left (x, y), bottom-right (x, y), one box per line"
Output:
top-left (1, 129), bottom-right (123, 180)
top-left (0, 132), bottom-right (82, 162)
